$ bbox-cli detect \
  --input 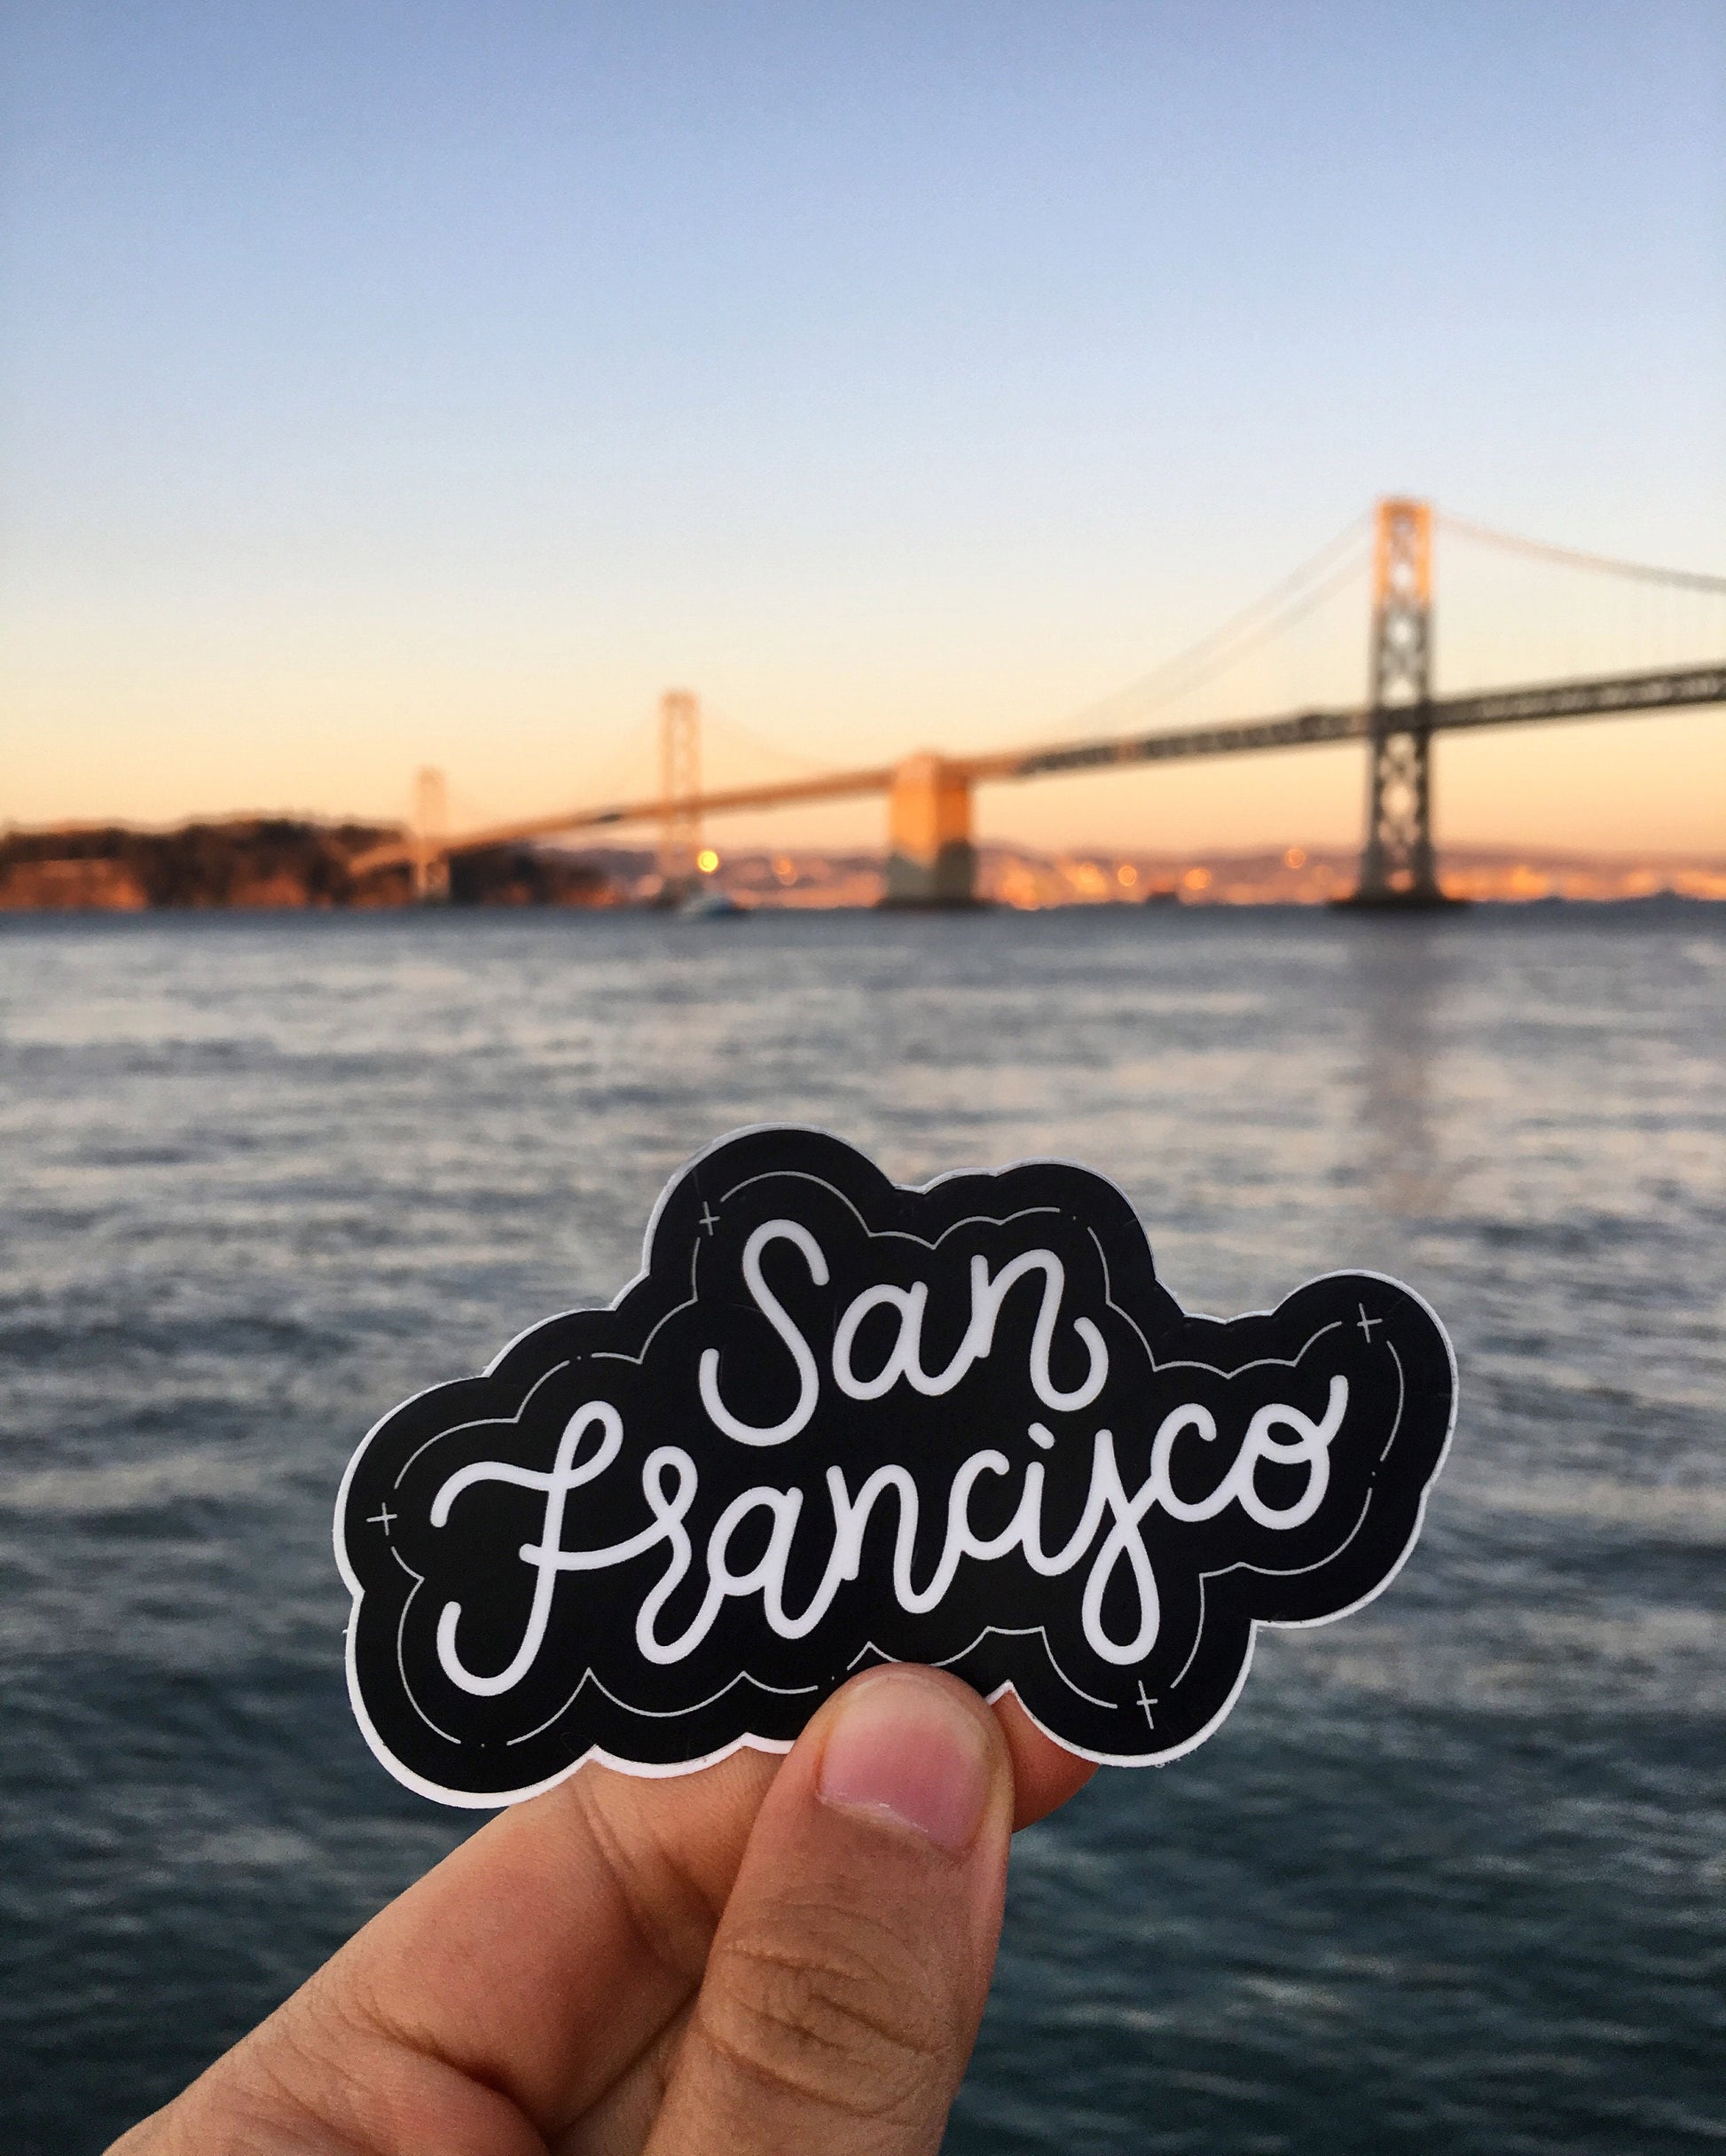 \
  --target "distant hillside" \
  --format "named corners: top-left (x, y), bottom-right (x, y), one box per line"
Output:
top-left (0, 819), bottom-right (620, 910)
